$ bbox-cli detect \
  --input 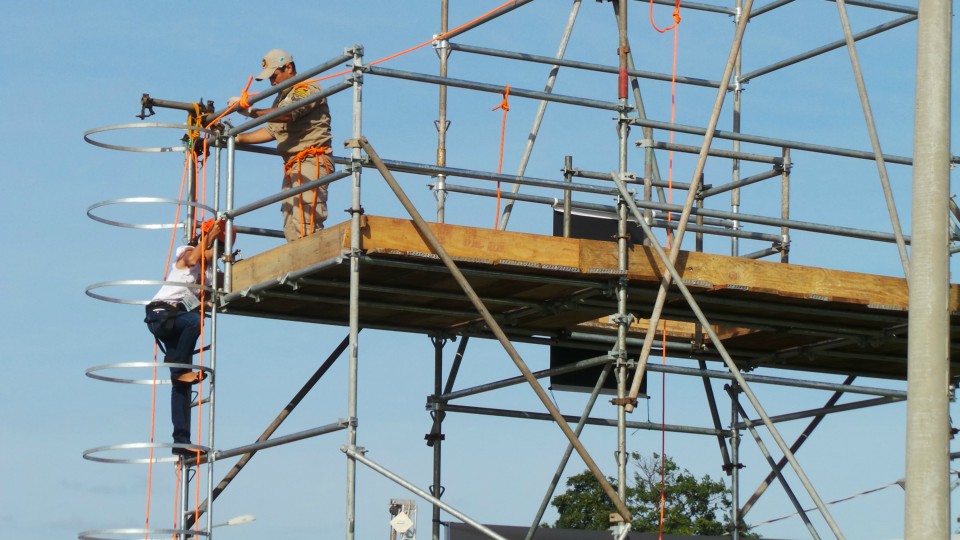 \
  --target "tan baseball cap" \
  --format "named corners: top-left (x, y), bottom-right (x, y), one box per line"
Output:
top-left (255, 49), bottom-right (293, 81)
